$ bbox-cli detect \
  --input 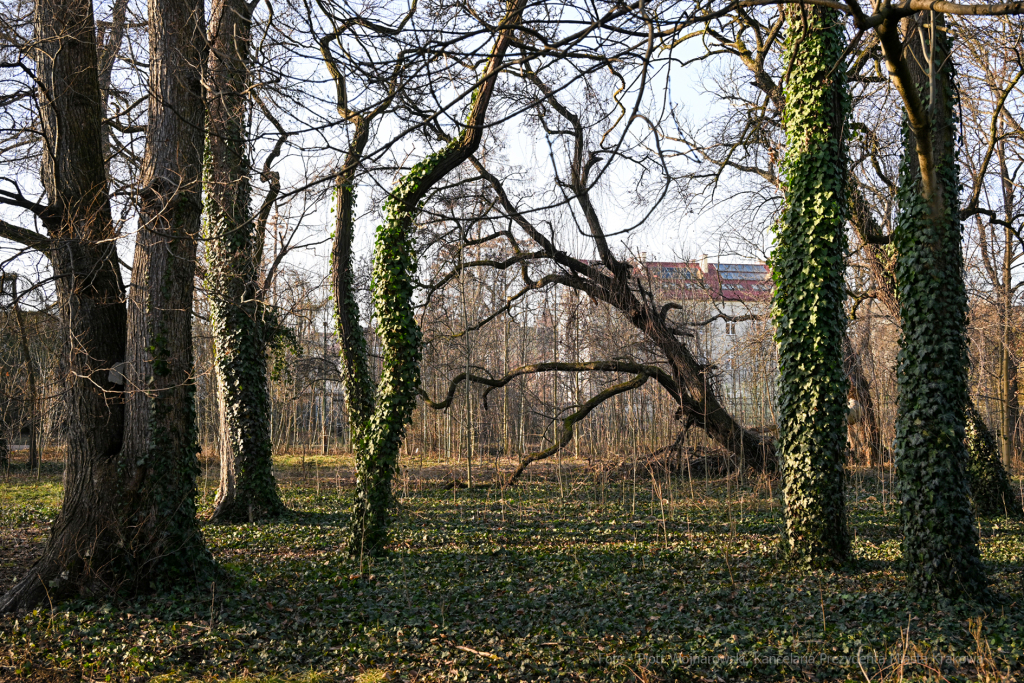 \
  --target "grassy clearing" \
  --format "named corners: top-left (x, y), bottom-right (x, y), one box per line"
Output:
top-left (1, 456), bottom-right (1023, 682)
